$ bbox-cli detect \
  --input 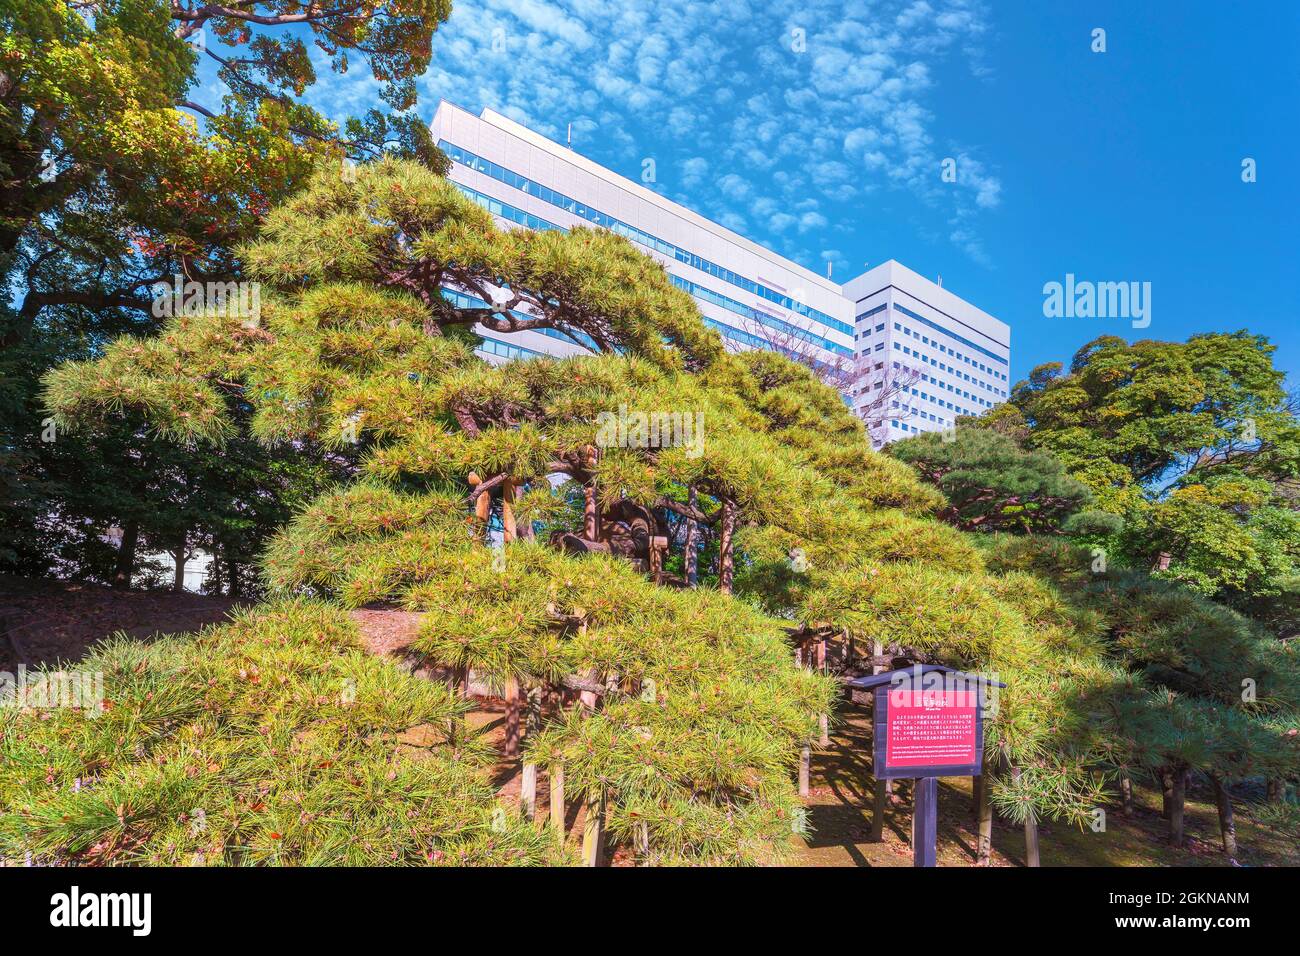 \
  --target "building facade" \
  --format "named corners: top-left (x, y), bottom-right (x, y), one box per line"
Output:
top-left (430, 100), bottom-right (1010, 443)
